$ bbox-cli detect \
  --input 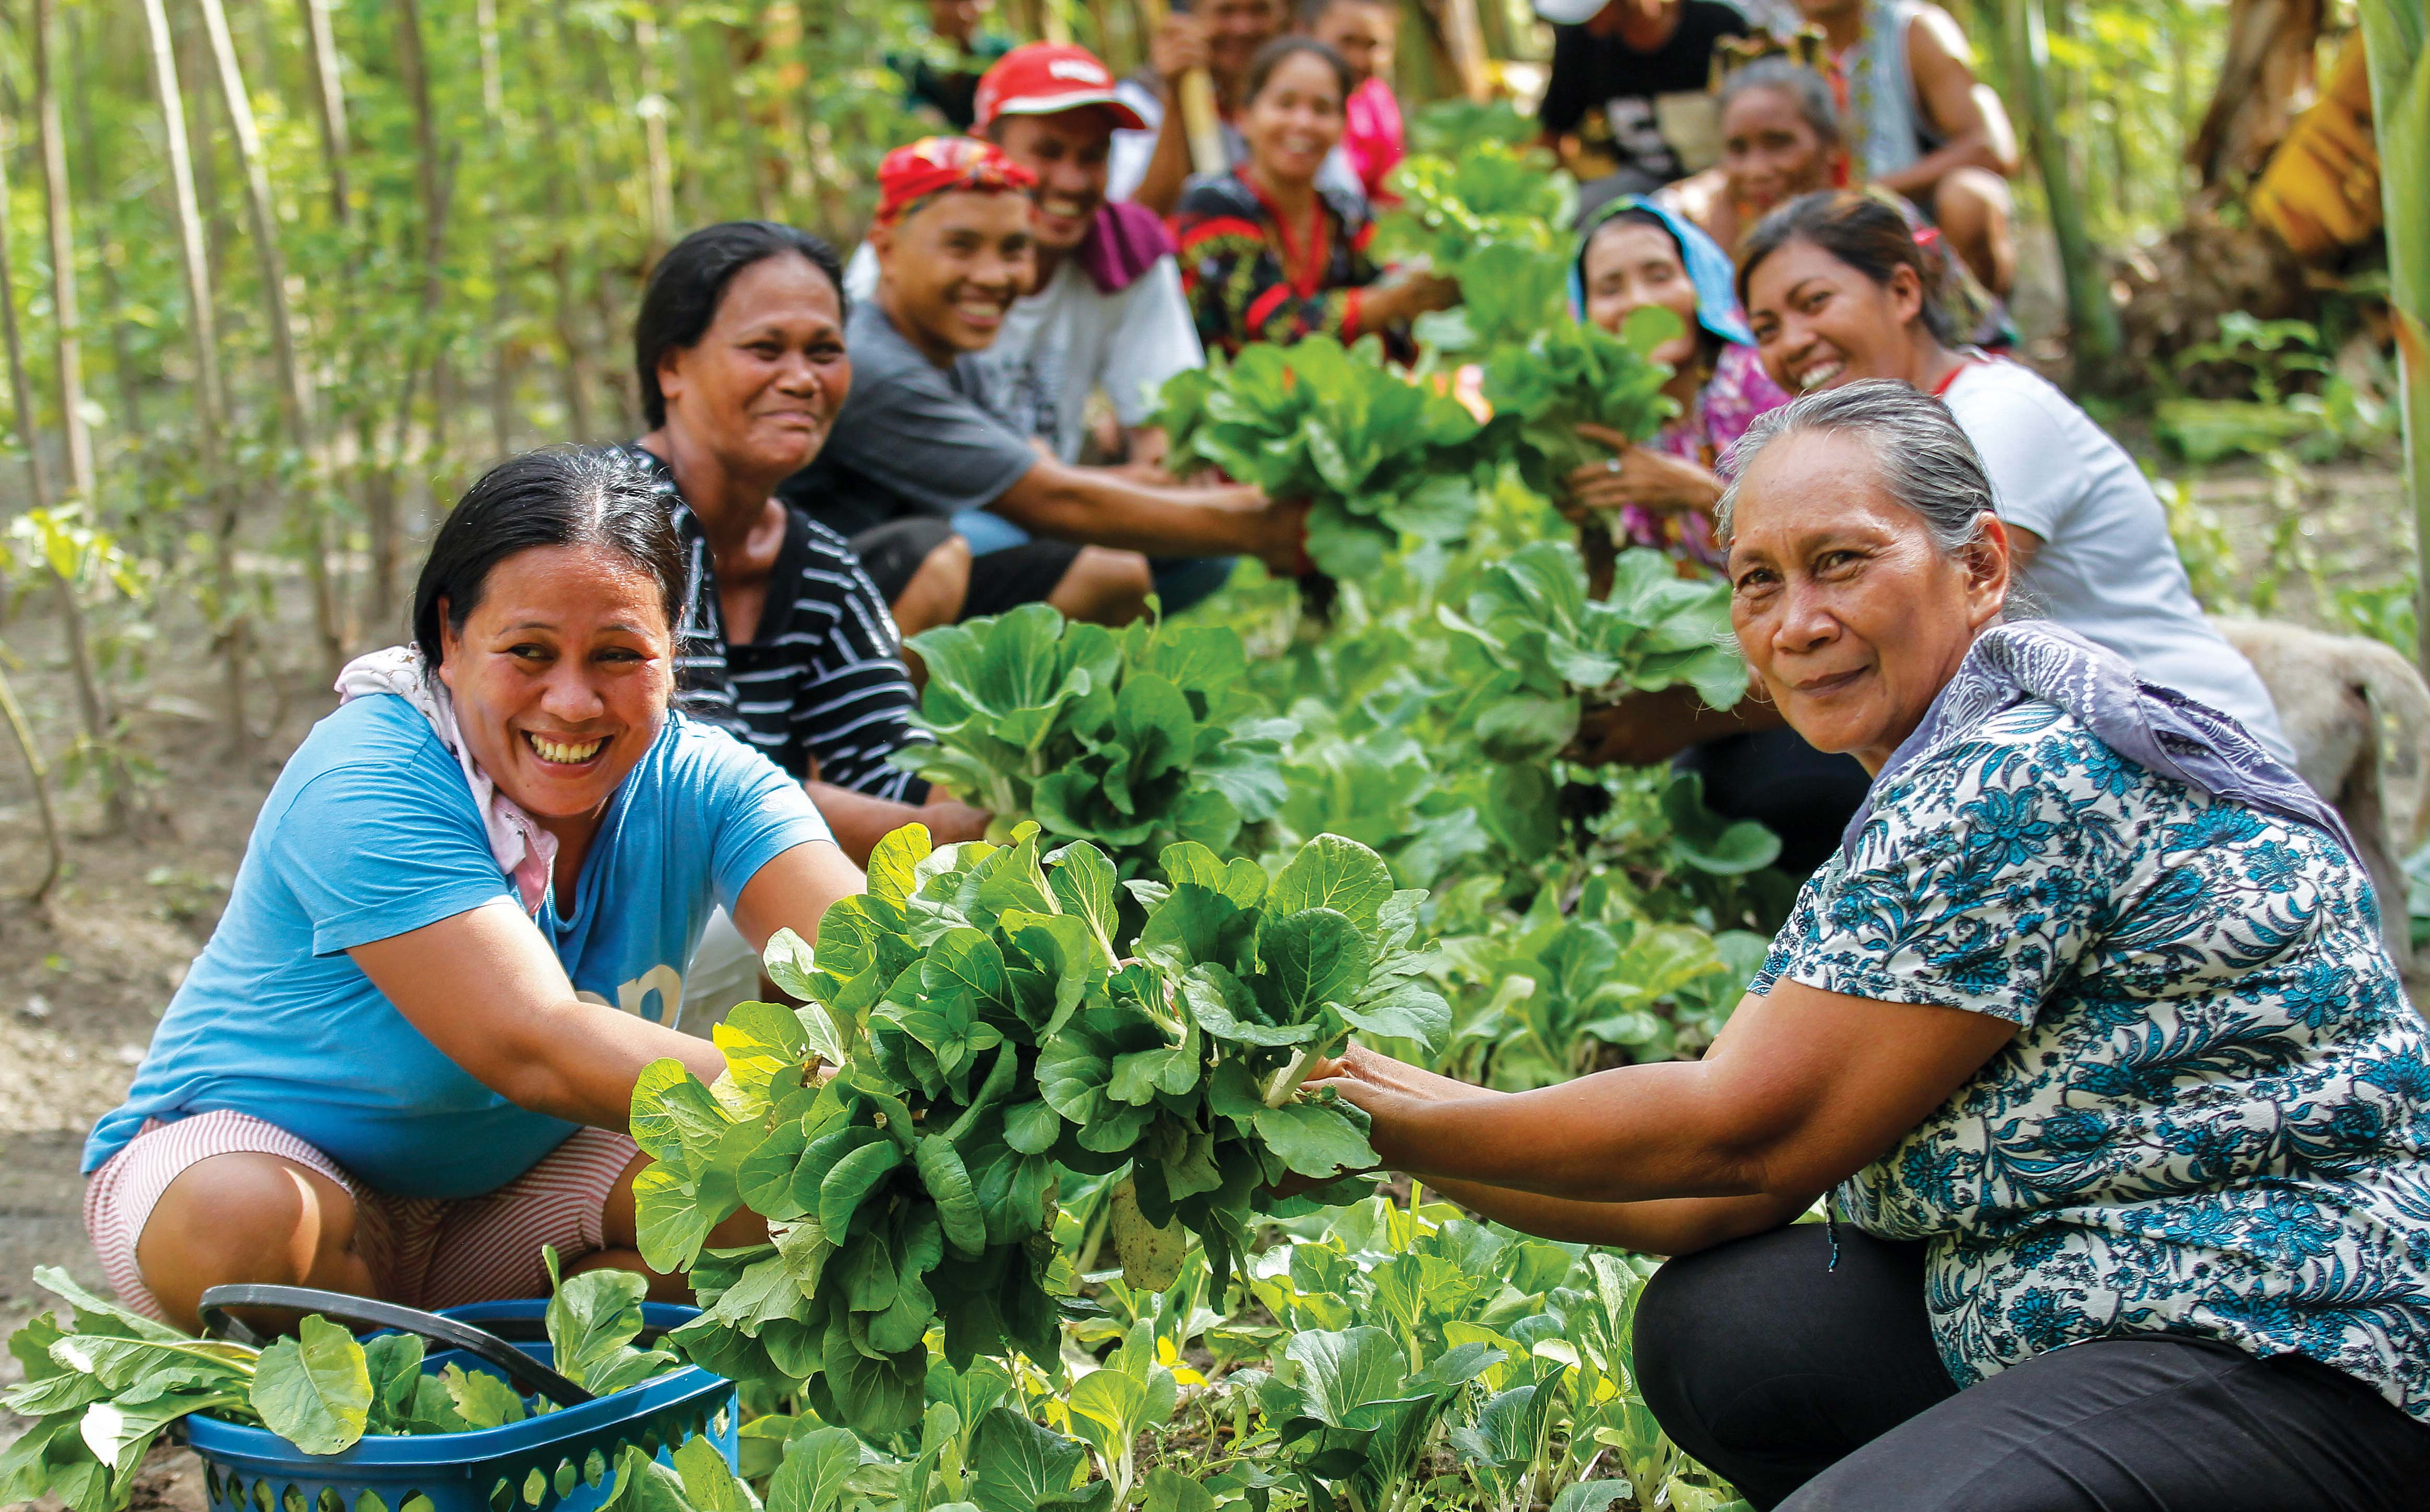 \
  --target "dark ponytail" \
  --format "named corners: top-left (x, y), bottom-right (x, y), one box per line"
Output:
top-left (412, 447), bottom-right (687, 674)
top-left (1736, 189), bottom-right (1956, 346)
